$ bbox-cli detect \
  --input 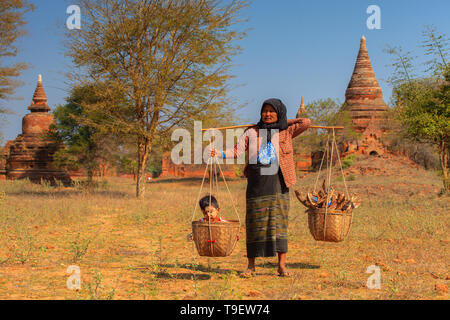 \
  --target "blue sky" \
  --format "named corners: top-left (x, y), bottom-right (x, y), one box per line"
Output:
top-left (1, 0), bottom-right (449, 142)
